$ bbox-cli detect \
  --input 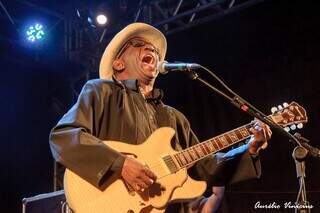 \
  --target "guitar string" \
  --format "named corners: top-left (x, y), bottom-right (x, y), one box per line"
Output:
top-left (122, 119), bottom-right (256, 172)
top-left (146, 132), bottom-right (253, 180)
top-left (145, 112), bottom-right (289, 172)
top-left (146, 133), bottom-right (253, 172)
top-left (140, 112), bottom-right (298, 178)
